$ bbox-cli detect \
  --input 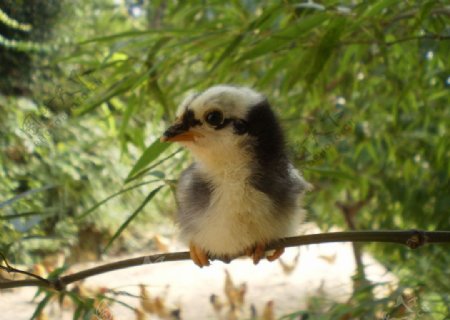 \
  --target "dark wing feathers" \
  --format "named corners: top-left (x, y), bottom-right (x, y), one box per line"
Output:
top-left (177, 164), bottom-right (213, 231)
top-left (246, 100), bottom-right (306, 213)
